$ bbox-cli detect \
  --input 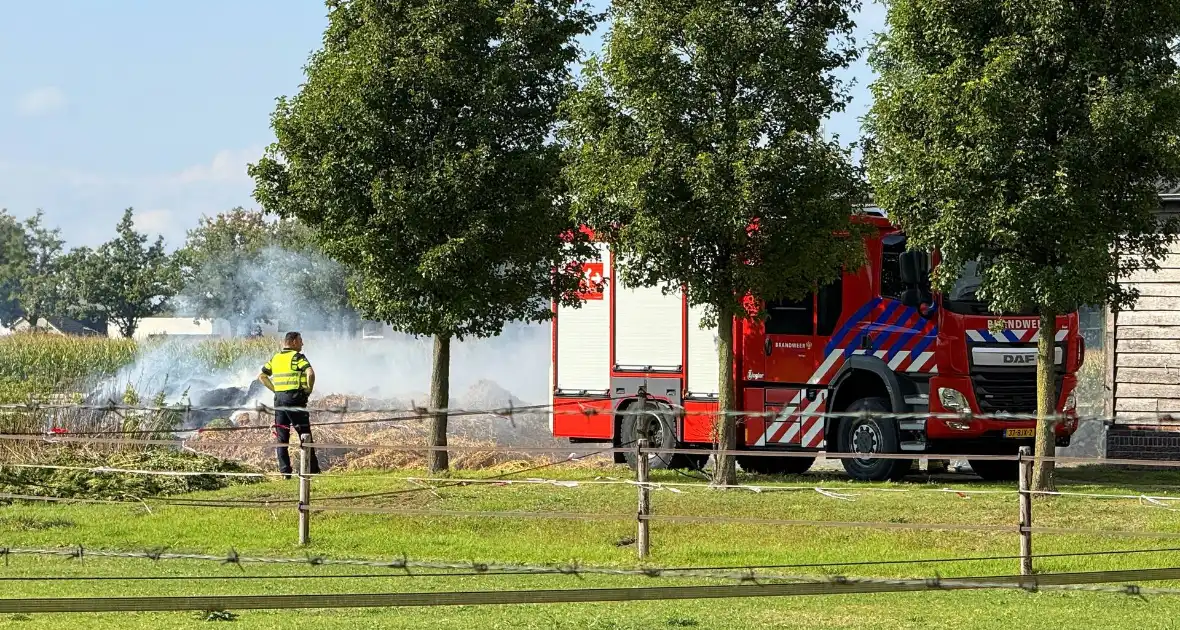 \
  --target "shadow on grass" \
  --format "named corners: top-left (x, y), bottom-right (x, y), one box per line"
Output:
top-left (1056, 464), bottom-right (1180, 489)
top-left (649, 461), bottom-right (1180, 491)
